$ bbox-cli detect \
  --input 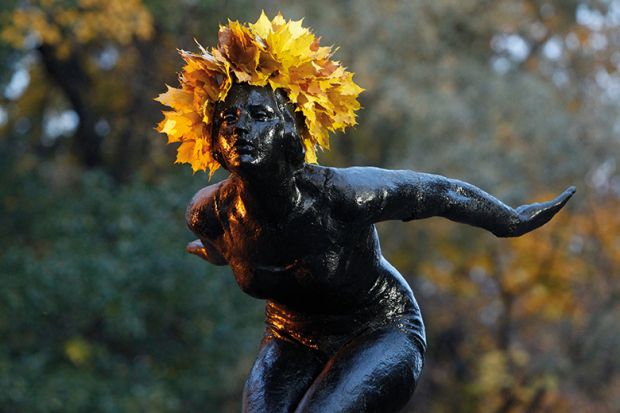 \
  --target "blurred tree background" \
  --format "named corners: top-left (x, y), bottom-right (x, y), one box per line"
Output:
top-left (1, 0), bottom-right (619, 412)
